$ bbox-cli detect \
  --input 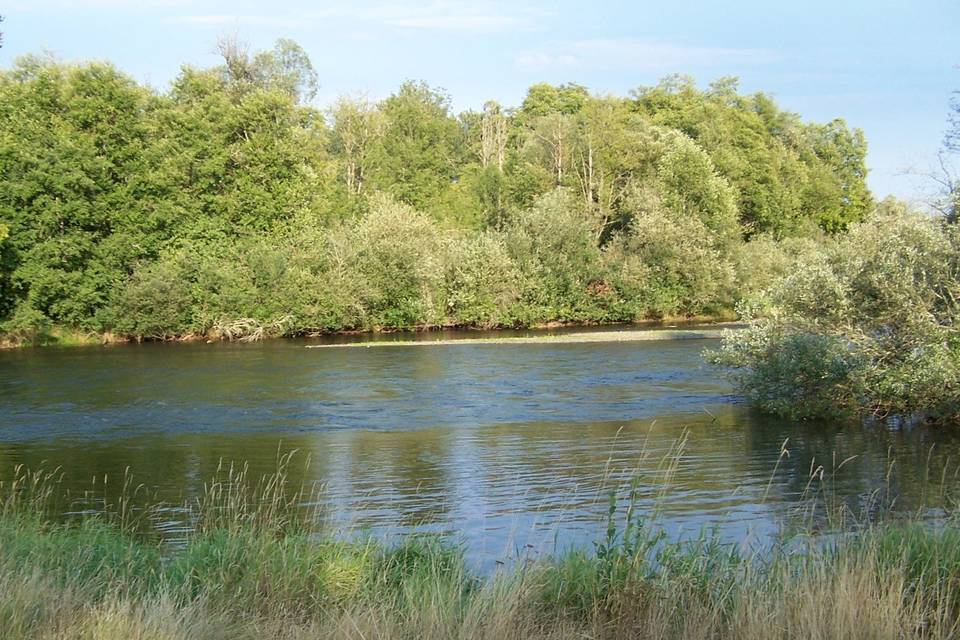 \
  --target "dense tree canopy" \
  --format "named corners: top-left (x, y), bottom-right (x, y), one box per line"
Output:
top-left (0, 41), bottom-right (879, 344)
top-left (633, 76), bottom-right (872, 235)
